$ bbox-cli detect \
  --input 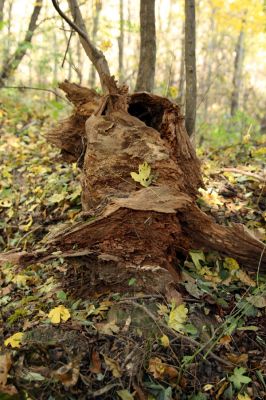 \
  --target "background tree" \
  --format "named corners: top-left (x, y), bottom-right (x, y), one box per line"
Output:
top-left (118, 0), bottom-right (124, 84)
top-left (0, 0), bottom-right (5, 23)
top-left (135, 0), bottom-right (156, 92)
top-left (231, 20), bottom-right (246, 116)
top-left (185, 0), bottom-right (197, 137)
top-left (89, 0), bottom-right (102, 87)
top-left (0, 0), bottom-right (43, 88)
